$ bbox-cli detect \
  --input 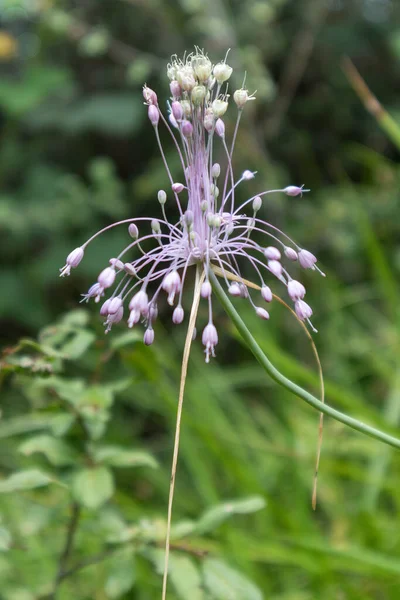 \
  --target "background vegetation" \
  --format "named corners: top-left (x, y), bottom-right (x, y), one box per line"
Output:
top-left (1, 0), bottom-right (400, 598)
